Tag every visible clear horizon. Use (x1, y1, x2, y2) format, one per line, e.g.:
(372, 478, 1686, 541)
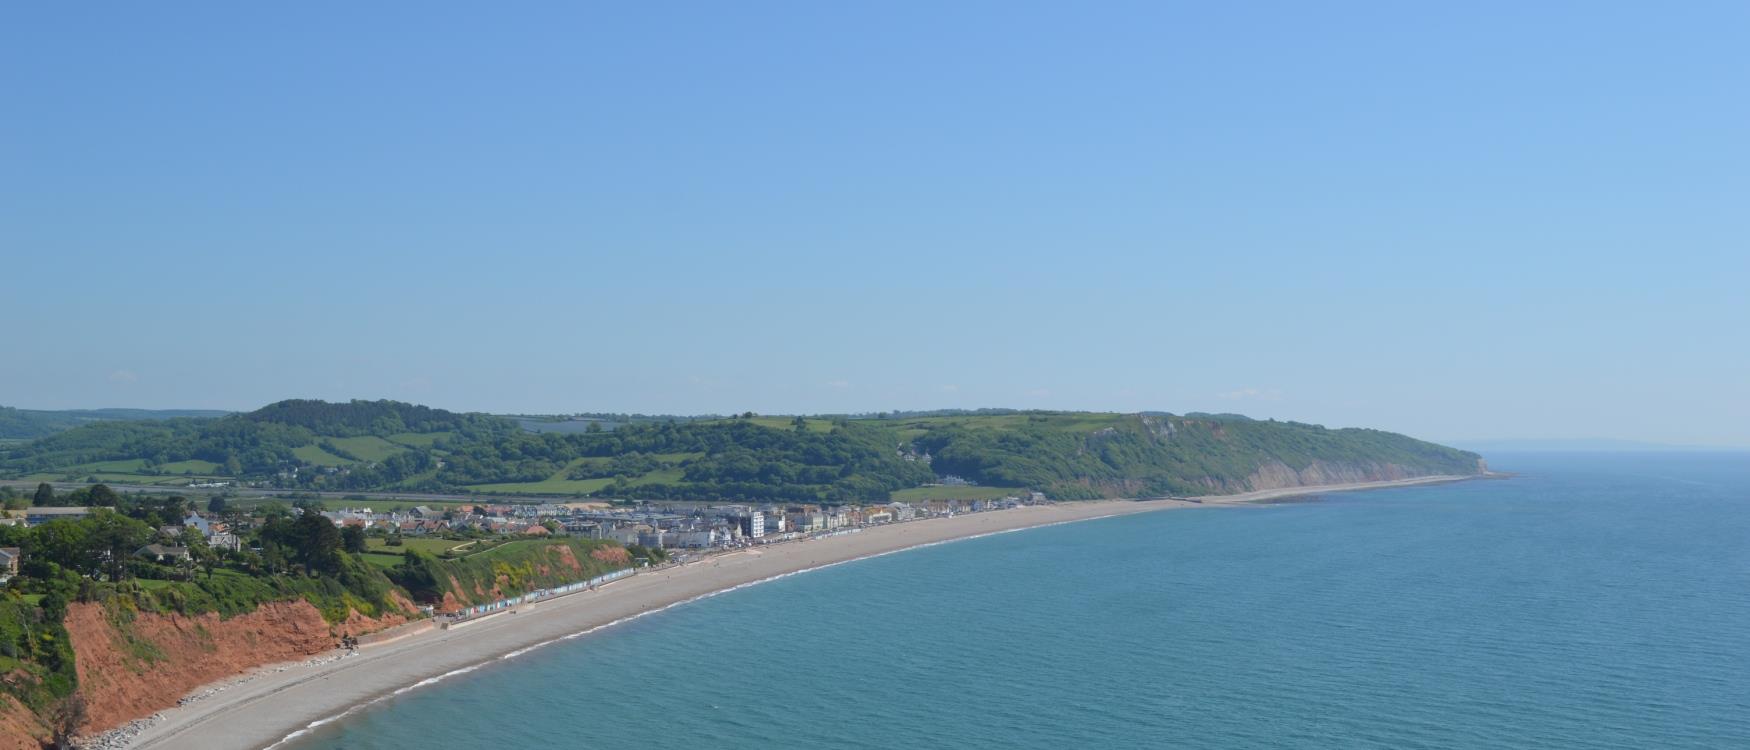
(4, 3, 1746, 447)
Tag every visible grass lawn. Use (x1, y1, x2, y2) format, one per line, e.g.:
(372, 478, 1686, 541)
(890, 485, 1023, 502)
(292, 444, 354, 467)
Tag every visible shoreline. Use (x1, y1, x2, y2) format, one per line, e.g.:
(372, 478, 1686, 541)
(117, 474, 1474, 750)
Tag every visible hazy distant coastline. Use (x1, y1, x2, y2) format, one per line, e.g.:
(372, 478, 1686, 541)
(1452, 438, 1750, 453)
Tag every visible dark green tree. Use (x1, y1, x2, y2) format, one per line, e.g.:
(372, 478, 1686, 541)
(340, 525, 367, 554)
(291, 513, 343, 575)
(86, 484, 119, 507)
(86, 510, 152, 580)
(33, 482, 55, 507)
(391, 549, 444, 603)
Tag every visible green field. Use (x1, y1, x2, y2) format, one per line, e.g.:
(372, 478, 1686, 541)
(351, 499, 479, 512)
(624, 467, 685, 486)
(385, 431, 453, 448)
(156, 459, 223, 474)
(465, 449, 704, 495)
(467, 456, 616, 495)
(17, 472, 219, 487)
(889, 484, 1022, 502)
(468, 476, 615, 495)
(390, 469, 441, 489)
(704, 417, 836, 433)
(885, 412, 1129, 434)
(292, 444, 353, 466)
(326, 436, 408, 462)
(23, 457, 229, 486)
(66, 458, 149, 472)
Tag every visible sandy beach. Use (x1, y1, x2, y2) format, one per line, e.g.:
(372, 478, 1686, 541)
(119, 475, 1472, 750)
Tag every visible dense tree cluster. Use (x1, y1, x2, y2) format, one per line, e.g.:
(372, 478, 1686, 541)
(246, 399, 501, 436)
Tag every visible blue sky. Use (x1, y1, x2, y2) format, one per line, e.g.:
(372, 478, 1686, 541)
(2, 2, 1746, 446)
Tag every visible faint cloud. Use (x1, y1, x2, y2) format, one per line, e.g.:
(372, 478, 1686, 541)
(1025, 387, 1051, 398)
(688, 375, 717, 387)
(939, 384, 960, 393)
(1218, 387, 1282, 401)
(825, 379, 852, 389)
(108, 369, 138, 384)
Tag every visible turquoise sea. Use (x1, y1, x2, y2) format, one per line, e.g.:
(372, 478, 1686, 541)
(296, 453, 1750, 749)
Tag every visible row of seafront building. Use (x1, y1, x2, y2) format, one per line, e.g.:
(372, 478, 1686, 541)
(553, 491, 1048, 551)
(315, 491, 1049, 553)
(433, 490, 1051, 625)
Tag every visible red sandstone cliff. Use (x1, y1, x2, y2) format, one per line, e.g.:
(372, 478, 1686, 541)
(64, 598, 411, 735)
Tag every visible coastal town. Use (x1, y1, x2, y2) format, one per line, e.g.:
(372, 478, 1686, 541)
(322, 490, 1048, 550)
(0, 483, 1051, 606)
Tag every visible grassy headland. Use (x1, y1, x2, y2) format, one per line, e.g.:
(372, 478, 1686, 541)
(0, 400, 1482, 503)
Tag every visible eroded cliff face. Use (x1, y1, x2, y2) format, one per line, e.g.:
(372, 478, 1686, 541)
(0, 696, 44, 750)
(64, 598, 407, 734)
(1242, 460, 1449, 492)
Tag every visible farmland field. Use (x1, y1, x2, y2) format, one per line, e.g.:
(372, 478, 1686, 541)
(65, 459, 149, 473)
(155, 459, 223, 474)
(624, 468, 685, 486)
(702, 416, 835, 433)
(468, 476, 615, 495)
(385, 431, 453, 448)
(326, 436, 407, 462)
(881, 412, 1129, 435)
(292, 444, 353, 467)
(17, 472, 217, 487)
(21, 457, 229, 486)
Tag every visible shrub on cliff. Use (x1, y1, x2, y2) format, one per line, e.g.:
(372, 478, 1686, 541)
(0, 597, 77, 713)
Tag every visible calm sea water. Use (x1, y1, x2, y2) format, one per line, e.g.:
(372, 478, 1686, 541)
(296, 453, 1750, 749)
